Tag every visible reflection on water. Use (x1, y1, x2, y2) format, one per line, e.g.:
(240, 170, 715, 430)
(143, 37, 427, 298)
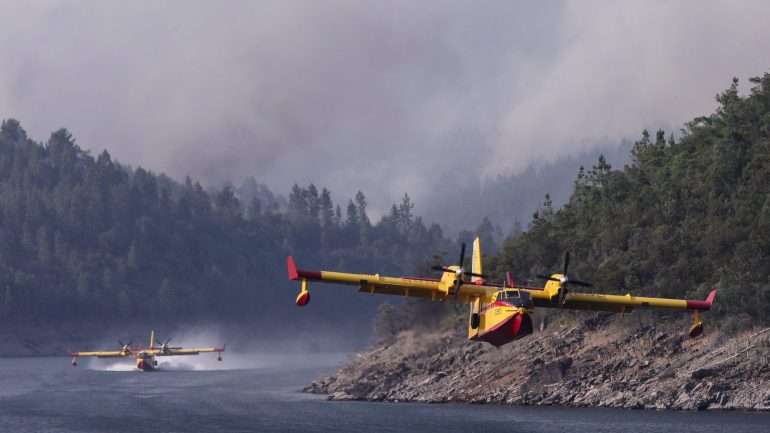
(0, 355, 766, 433)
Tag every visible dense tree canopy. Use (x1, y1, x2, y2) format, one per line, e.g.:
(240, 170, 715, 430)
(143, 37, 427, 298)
(0, 119, 454, 325)
(4, 71, 770, 334)
(490, 73, 770, 325)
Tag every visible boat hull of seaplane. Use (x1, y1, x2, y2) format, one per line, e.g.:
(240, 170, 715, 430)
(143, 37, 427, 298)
(135, 354, 158, 371)
(470, 304, 533, 347)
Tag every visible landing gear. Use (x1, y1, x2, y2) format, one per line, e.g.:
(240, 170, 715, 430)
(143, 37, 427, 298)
(471, 313, 480, 329)
(71, 357, 78, 367)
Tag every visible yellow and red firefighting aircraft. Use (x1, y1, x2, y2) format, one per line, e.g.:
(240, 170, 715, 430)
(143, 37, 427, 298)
(288, 238, 717, 347)
(70, 330, 225, 371)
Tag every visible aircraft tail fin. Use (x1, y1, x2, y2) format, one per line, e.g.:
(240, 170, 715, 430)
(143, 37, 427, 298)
(471, 237, 483, 284)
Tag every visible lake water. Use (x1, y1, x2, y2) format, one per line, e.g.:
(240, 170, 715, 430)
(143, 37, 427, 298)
(0, 355, 767, 433)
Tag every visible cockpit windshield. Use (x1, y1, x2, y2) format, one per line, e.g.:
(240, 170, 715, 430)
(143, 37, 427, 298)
(497, 289, 533, 307)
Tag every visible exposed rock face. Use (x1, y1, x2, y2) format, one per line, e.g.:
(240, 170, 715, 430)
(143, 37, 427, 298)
(306, 315, 770, 411)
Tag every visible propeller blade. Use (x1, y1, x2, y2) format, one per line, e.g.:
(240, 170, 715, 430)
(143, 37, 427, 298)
(558, 287, 569, 306)
(118, 340, 124, 347)
(432, 266, 451, 272)
(458, 243, 466, 268)
(453, 276, 463, 297)
(463, 271, 487, 279)
(165, 338, 172, 345)
(563, 251, 570, 276)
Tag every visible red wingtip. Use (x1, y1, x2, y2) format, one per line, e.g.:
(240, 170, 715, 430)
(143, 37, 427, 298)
(705, 289, 717, 306)
(686, 289, 718, 310)
(287, 256, 299, 280)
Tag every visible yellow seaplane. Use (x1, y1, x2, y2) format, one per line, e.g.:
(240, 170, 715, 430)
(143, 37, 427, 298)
(288, 238, 716, 347)
(70, 330, 225, 371)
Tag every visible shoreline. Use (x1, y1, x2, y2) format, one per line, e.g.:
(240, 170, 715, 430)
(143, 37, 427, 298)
(306, 394, 770, 413)
(304, 315, 770, 411)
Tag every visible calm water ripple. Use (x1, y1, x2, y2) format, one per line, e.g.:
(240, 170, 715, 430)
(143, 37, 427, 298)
(0, 356, 767, 433)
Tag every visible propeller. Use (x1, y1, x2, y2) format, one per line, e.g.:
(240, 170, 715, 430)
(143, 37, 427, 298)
(155, 336, 175, 353)
(431, 243, 489, 281)
(536, 251, 593, 305)
(118, 340, 133, 354)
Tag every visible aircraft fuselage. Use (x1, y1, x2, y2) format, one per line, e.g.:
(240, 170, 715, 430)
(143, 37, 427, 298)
(135, 352, 158, 371)
(469, 302, 533, 347)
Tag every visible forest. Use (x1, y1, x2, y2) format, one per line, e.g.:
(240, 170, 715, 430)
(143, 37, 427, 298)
(2, 72, 770, 332)
(377, 73, 770, 339)
(488, 73, 770, 326)
(0, 120, 496, 325)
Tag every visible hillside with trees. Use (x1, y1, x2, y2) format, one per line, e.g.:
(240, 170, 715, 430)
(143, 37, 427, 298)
(0, 119, 462, 330)
(3, 72, 769, 338)
(308, 73, 770, 410)
(487, 73, 770, 326)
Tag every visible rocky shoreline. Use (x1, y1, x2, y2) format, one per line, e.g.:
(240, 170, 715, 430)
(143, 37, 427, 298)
(305, 314, 770, 411)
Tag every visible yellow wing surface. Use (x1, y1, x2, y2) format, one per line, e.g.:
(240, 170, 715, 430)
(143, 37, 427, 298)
(287, 256, 716, 313)
(528, 282, 716, 313)
(69, 350, 128, 358)
(150, 347, 225, 357)
(289, 256, 495, 304)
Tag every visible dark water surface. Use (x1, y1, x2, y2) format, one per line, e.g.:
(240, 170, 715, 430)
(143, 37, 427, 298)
(0, 355, 767, 433)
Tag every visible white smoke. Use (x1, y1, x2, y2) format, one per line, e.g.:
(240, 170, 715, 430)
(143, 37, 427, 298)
(2, 1, 769, 214)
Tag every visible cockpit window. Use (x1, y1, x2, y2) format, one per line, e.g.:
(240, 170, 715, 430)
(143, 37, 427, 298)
(498, 290, 533, 307)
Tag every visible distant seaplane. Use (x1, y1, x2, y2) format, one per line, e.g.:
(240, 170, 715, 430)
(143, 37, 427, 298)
(70, 330, 225, 371)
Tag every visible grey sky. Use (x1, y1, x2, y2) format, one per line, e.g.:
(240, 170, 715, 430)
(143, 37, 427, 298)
(2, 1, 769, 217)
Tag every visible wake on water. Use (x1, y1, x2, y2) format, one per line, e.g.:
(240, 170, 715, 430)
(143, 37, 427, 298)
(81, 327, 349, 372)
(87, 352, 347, 372)
(90, 356, 230, 372)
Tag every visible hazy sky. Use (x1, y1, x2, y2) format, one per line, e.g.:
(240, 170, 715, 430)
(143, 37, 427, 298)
(2, 1, 769, 215)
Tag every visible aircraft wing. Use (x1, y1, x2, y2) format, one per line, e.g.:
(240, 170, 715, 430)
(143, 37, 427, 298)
(288, 256, 497, 303)
(523, 288, 717, 313)
(154, 347, 225, 357)
(70, 350, 127, 358)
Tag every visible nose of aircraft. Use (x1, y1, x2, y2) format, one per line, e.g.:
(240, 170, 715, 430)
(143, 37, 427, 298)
(511, 312, 533, 339)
